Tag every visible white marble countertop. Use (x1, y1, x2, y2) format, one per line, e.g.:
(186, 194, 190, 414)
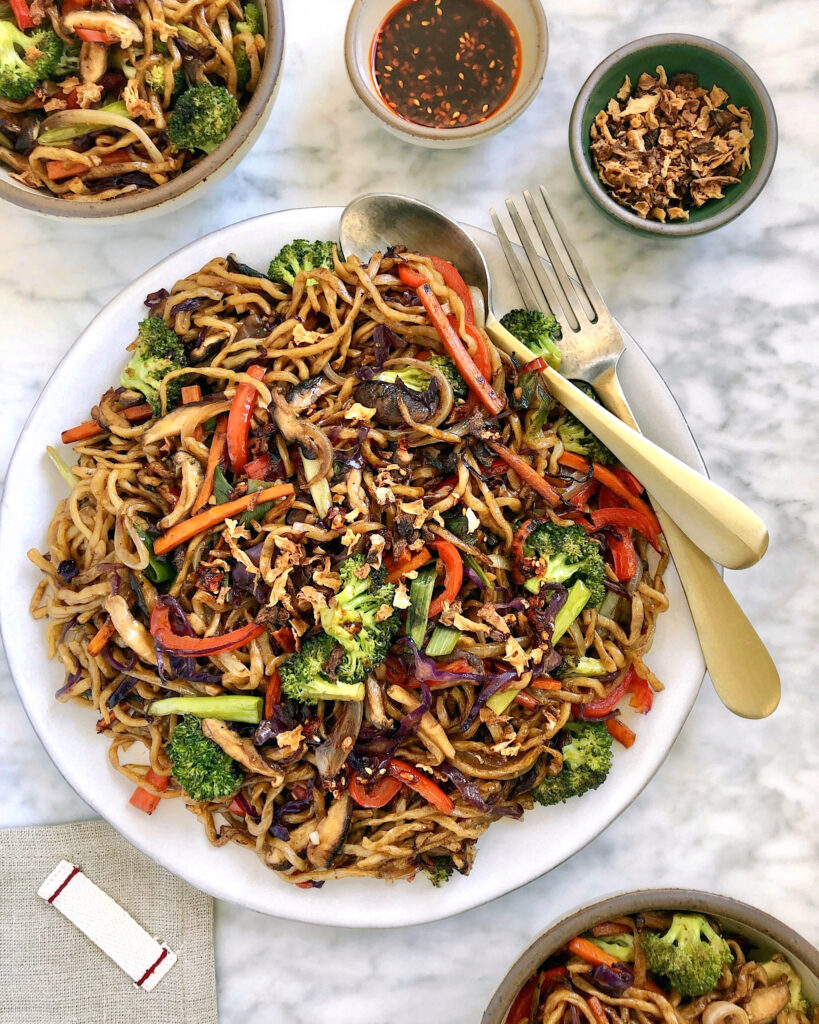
(1, 0, 817, 1021)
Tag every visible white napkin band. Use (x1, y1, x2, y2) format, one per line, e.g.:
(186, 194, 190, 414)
(38, 859, 178, 991)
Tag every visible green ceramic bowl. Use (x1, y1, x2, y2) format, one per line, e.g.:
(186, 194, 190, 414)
(569, 34, 778, 236)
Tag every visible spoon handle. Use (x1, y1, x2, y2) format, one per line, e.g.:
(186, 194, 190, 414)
(591, 369, 780, 720)
(485, 317, 769, 570)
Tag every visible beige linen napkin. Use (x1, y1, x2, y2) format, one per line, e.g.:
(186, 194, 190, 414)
(0, 819, 218, 1024)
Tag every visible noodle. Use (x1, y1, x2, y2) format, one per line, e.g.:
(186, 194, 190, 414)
(30, 245, 670, 886)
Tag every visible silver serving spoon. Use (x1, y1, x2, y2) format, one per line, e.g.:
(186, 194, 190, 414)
(338, 192, 780, 719)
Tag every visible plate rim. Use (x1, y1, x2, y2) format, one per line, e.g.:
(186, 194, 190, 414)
(0, 205, 707, 928)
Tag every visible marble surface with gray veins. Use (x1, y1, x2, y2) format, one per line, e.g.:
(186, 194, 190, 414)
(1, 1, 817, 1021)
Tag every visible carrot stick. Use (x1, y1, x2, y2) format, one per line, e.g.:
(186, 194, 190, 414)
(60, 403, 153, 445)
(154, 482, 293, 555)
(514, 691, 539, 710)
(487, 440, 560, 506)
(122, 403, 154, 422)
(588, 996, 609, 1024)
(606, 718, 636, 748)
(590, 464, 661, 536)
(87, 620, 116, 657)
(385, 546, 433, 584)
(181, 385, 202, 404)
(531, 677, 561, 690)
(129, 767, 169, 815)
(193, 415, 227, 512)
(568, 937, 619, 967)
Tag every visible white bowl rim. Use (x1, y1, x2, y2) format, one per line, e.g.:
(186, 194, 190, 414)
(568, 32, 779, 237)
(0, 0, 285, 220)
(482, 887, 819, 1024)
(344, 0, 548, 144)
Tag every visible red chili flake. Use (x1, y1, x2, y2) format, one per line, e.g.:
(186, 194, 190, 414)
(371, 0, 521, 129)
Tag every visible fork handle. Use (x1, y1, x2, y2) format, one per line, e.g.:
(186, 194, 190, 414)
(592, 370, 780, 720)
(485, 317, 769, 570)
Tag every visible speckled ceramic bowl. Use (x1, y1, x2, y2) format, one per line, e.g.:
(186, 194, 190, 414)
(0, 0, 284, 221)
(482, 890, 819, 1024)
(569, 34, 778, 236)
(345, 0, 548, 148)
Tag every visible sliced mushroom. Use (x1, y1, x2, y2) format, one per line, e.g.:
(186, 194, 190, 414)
(286, 375, 334, 413)
(143, 397, 231, 444)
(745, 984, 790, 1024)
(158, 452, 205, 529)
(315, 701, 363, 781)
(306, 792, 352, 869)
(353, 376, 439, 426)
(79, 41, 108, 84)
(62, 9, 143, 47)
(702, 1003, 749, 1024)
(201, 719, 284, 781)
(104, 595, 157, 665)
(388, 684, 455, 762)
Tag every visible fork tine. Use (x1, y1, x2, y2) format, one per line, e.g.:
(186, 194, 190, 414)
(522, 189, 589, 329)
(503, 198, 568, 323)
(538, 185, 608, 321)
(489, 207, 546, 314)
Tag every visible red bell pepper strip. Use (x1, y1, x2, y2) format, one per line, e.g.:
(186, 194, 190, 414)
(428, 540, 463, 617)
(626, 671, 653, 714)
(522, 356, 549, 374)
(504, 975, 539, 1024)
(244, 454, 272, 480)
(592, 506, 660, 551)
(568, 936, 619, 967)
(270, 626, 295, 654)
(264, 667, 282, 719)
(388, 758, 454, 813)
(580, 667, 635, 719)
(487, 440, 561, 507)
(60, 0, 115, 40)
(590, 463, 661, 536)
(431, 256, 475, 324)
(606, 718, 636, 748)
(349, 774, 401, 808)
(398, 264, 504, 416)
(129, 767, 169, 815)
(566, 478, 599, 509)
(9, 0, 34, 29)
(149, 604, 264, 657)
(609, 530, 638, 581)
(227, 364, 265, 473)
(595, 484, 622, 509)
(613, 465, 644, 495)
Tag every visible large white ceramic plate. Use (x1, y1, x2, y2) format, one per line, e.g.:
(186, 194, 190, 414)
(0, 206, 705, 928)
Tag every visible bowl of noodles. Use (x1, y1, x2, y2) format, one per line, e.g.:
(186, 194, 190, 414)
(1, 206, 706, 926)
(0, 0, 284, 218)
(482, 890, 819, 1024)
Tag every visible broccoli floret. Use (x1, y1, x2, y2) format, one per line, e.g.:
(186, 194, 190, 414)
(377, 367, 434, 392)
(523, 521, 606, 608)
(557, 381, 616, 466)
(428, 352, 469, 403)
(422, 855, 454, 887)
(0, 21, 63, 101)
(236, 0, 263, 35)
(641, 914, 733, 998)
(532, 721, 612, 806)
(320, 554, 399, 686)
(759, 957, 810, 1013)
(167, 82, 239, 154)
(500, 308, 563, 371)
(165, 715, 244, 802)
(234, 40, 251, 91)
(120, 316, 187, 415)
(554, 655, 610, 679)
(145, 62, 187, 103)
(268, 239, 335, 288)
(52, 39, 79, 80)
(589, 933, 635, 962)
(279, 632, 367, 705)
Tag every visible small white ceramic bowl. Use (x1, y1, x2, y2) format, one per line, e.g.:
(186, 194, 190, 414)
(345, 0, 548, 148)
(0, 0, 284, 221)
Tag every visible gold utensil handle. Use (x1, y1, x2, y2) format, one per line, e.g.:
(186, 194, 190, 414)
(485, 318, 769, 570)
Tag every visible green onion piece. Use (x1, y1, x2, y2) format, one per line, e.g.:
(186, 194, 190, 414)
(486, 686, 521, 715)
(135, 526, 176, 585)
(240, 479, 274, 525)
(149, 695, 262, 723)
(301, 451, 331, 519)
(46, 445, 78, 488)
(38, 100, 129, 146)
(552, 580, 591, 643)
(405, 562, 437, 647)
(425, 625, 460, 657)
(463, 552, 492, 597)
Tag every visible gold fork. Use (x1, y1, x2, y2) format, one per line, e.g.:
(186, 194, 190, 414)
(488, 187, 780, 719)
